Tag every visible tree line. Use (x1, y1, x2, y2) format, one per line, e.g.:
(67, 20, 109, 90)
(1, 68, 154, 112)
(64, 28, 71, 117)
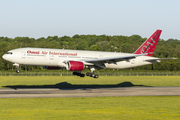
(0, 34, 179, 71)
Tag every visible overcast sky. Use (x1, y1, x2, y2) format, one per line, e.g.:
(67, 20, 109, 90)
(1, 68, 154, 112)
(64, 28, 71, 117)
(0, 0, 180, 40)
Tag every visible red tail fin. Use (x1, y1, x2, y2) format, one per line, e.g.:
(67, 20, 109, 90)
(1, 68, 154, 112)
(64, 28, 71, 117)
(134, 30, 162, 57)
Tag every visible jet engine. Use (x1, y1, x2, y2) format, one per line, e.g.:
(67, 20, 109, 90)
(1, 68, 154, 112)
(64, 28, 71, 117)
(43, 66, 61, 70)
(66, 61, 84, 71)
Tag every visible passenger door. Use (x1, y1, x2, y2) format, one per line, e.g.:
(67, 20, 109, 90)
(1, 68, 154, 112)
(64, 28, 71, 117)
(21, 51, 26, 59)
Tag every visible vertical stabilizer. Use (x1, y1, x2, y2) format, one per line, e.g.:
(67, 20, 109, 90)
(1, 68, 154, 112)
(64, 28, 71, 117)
(134, 30, 162, 57)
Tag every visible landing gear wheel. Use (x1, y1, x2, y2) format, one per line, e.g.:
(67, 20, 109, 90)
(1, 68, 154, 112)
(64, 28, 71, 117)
(77, 73, 82, 76)
(16, 70, 19, 73)
(86, 72, 91, 76)
(80, 74, 85, 77)
(73, 71, 78, 75)
(94, 74, 99, 78)
(90, 73, 95, 77)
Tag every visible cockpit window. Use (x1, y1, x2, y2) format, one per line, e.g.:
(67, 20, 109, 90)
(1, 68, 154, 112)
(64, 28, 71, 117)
(6, 52, 13, 54)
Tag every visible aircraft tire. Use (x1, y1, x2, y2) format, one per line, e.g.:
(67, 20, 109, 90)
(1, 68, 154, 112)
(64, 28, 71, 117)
(73, 72, 78, 75)
(90, 73, 95, 77)
(77, 73, 82, 76)
(94, 74, 99, 78)
(16, 70, 20, 73)
(80, 74, 85, 77)
(86, 72, 91, 76)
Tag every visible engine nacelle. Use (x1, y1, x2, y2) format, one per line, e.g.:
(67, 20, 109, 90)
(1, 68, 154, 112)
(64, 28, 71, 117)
(66, 61, 84, 71)
(43, 66, 61, 70)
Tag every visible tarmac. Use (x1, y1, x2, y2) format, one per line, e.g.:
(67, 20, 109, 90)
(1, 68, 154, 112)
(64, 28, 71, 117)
(0, 87, 180, 98)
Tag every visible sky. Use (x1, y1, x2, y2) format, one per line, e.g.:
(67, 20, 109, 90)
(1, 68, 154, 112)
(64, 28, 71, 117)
(0, 0, 180, 40)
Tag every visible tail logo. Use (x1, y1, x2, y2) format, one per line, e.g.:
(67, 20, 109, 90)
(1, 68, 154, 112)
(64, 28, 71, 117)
(141, 33, 159, 54)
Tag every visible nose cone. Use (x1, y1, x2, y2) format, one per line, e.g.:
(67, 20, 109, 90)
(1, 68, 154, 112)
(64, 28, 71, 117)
(2, 54, 12, 62)
(2, 54, 6, 60)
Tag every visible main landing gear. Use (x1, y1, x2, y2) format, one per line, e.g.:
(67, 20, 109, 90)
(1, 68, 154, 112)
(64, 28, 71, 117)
(86, 67, 99, 78)
(72, 67, 99, 78)
(73, 71, 85, 77)
(72, 72, 99, 78)
(86, 72, 99, 78)
(13, 63, 20, 73)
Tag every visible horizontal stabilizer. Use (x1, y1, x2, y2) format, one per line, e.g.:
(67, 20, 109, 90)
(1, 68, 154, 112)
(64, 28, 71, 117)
(144, 58, 177, 62)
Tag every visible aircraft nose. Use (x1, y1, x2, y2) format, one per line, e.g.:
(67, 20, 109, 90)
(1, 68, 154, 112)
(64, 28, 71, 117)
(2, 54, 12, 61)
(2, 54, 6, 60)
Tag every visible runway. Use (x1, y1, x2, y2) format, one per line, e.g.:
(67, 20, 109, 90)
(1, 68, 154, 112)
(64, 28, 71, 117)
(0, 87, 180, 98)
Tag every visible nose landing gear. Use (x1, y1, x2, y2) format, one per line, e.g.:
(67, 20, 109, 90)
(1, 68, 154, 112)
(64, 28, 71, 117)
(16, 69, 20, 73)
(13, 63, 20, 73)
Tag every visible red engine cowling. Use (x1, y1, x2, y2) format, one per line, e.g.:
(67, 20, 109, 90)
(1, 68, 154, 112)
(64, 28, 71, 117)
(44, 66, 61, 70)
(66, 61, 84, 71)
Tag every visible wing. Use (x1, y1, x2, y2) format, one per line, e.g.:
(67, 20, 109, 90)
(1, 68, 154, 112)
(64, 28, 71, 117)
(82, 53, 148, 69)
(85, 53, 148, 63)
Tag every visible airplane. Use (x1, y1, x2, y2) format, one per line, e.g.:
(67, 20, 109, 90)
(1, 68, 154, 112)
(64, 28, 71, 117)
(2, 30, 176, 78)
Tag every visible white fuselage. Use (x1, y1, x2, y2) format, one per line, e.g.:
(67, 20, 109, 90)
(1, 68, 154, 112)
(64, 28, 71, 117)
(2, 48, 158, 70)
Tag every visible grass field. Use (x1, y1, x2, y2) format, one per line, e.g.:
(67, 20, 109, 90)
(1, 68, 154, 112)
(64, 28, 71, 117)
(0, 76, 180, 120)
(0, 76, 180, 88)
(0, 96, 180, 120)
